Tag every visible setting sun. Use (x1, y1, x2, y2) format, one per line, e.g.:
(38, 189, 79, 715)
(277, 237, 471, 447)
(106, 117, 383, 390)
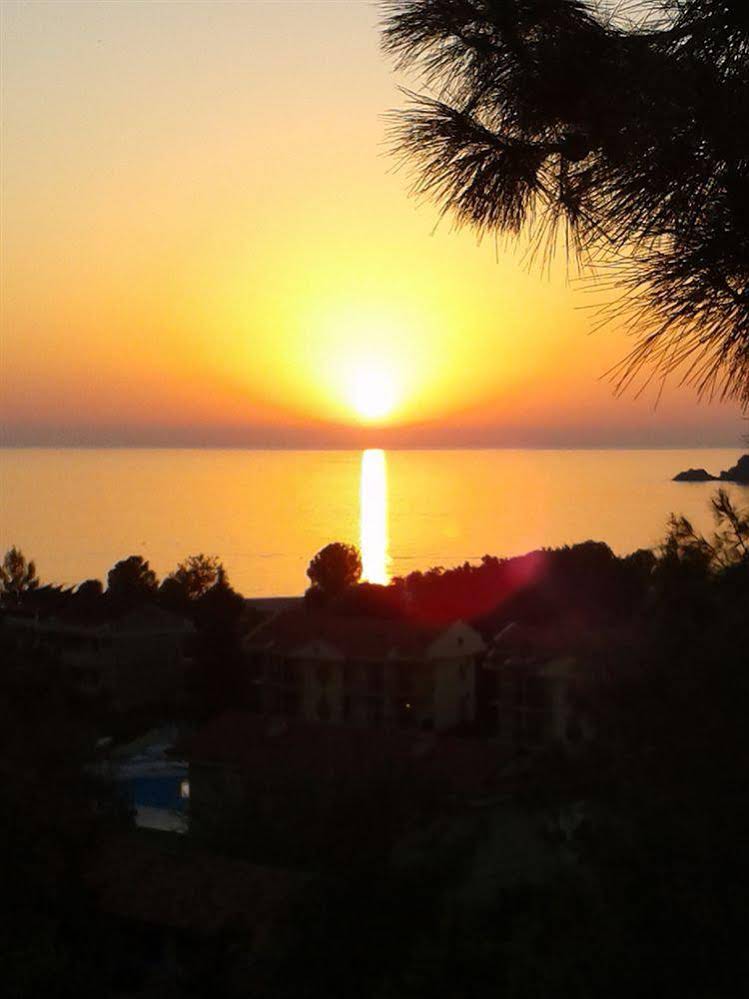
(1, 4, 747, 992)
(348, 363, 398, 422)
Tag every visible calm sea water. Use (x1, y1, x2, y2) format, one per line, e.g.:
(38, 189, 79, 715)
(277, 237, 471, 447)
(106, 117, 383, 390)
(1, 448, 745, 597)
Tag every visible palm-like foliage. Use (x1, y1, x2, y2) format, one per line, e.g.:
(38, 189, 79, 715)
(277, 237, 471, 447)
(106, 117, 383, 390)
(382, 0, 749, 407)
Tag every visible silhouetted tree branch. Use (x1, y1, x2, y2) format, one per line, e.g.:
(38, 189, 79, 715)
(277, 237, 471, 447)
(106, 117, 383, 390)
(168, 553, 224, 601)
(662, 487, 749, 570)
(383, 0, 749, 408)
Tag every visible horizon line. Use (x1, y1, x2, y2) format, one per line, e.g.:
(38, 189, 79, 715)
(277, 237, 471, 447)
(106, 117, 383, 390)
(0, 442, 744, 452)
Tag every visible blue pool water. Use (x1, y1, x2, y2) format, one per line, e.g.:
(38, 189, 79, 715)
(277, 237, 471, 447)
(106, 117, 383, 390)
(124, 775, 187, 813)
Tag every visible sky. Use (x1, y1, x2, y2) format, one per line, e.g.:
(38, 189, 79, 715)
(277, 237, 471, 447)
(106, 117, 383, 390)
(0, 0, 745, 449)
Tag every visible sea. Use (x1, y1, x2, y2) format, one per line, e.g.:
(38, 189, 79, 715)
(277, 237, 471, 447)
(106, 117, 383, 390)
(1, 448, 746, 597)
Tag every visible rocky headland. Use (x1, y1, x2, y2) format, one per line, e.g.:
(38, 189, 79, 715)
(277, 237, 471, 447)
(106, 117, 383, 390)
(673, 454, 749, 484)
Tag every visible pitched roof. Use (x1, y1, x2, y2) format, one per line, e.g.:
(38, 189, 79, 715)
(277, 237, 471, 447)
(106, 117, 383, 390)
(109, 603, 195, 634)
(244, 596, 304, 615)
(3, 601, 194, 634)
(244, 609, 474, 660)
(183, 710, 503, 796)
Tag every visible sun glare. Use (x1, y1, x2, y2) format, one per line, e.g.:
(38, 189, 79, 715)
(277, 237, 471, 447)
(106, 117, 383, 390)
(348, 364, 398, 422)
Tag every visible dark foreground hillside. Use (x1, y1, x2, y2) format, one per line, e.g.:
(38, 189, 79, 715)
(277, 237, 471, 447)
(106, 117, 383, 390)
(1, 491, 748, 998)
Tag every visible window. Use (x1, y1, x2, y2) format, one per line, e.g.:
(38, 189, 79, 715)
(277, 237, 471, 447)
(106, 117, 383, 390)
(423, 664, 435, 697)
(265, 688, 282, 714)
(367, 663, 384, 692)
(524, 676, 546, 710)
(282, 661, 299, 685)
(316, 663, 331, 687)
(398, 665, 412, 693)
(460, 693, 470, 722)
(365, 696, 383, 725)
(250, 655, 265, 681)
(316, 695, 331, 721)
(566, 716, 583, 745)
(282, 690, 300, 717)
(522, 710, 545, 745)
(396, 699, 415, 729)
(512, 674, 524, 706)
(224, 771, 245, 799)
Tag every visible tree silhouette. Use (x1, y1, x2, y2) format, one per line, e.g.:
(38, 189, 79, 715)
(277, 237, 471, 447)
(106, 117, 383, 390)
(661, 488, 749, 570)
(106, 554, 157, 608)
(0, 547, 39, 606)
(170, 553, 224, 600)
(188, 566, 248, 717)
(158, 575, 190, 614)
(383, 0, 749, 407)
(332, 581, 407, 618)
(75, 578, 103, 601)
(71, 578, 105, 621)
(307, 542, 362, 600)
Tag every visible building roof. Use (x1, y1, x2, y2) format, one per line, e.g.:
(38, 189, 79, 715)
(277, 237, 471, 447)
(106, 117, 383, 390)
(244, 609, 481, 661)
(3, 602, 194, 636)
(87, 833, 307, 937)
(182, 710, 503, 797)
(244, 596, 304, 615)
(487, 620, 587, 659)
(108, 604, 195, 634)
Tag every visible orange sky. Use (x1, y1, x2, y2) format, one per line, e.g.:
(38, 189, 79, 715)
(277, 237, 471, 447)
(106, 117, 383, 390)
(0, 1, 744, 448)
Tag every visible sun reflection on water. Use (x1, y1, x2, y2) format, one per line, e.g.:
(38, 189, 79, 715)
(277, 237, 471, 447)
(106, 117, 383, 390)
(360, 449, 389, 584)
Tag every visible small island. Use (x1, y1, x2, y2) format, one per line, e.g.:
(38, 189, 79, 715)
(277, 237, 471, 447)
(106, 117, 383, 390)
(674, 454, 749, 484)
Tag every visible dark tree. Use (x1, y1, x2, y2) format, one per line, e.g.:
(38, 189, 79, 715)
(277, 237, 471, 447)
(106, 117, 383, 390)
(193, 565, 245, 631)
(661, 487, 749, 570)
(75, 578, 103, 601)
(0, 546, 39, 606)
(307, 542, 363, 599)
(169, 552, 224, 600)
(383, 0, 749, 407)
(157, 575, 190, 614)
(331, 581, 407, 618)
(70, 578, 105, 621)
(106, 554, 158, 608)
(188, 567, 249, 717)
(0, 627, 126, 996)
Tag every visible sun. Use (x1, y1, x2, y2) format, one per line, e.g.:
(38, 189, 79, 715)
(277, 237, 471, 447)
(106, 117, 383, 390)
(348, 364, 398, 422)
